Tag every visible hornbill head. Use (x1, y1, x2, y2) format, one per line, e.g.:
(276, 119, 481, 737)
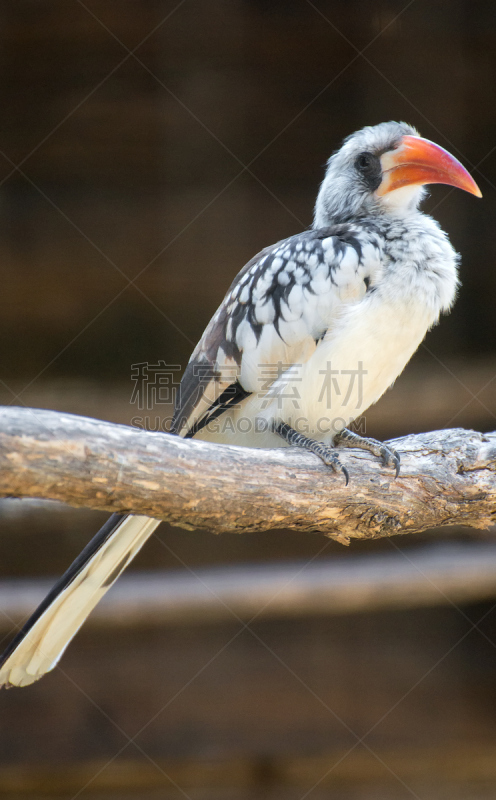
(314, 121, 481, 227)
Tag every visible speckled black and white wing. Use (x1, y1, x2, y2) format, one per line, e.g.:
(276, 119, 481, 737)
(172, 225, 383, 437)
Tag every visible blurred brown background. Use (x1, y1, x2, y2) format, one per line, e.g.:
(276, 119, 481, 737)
(0, 1, 496, 798)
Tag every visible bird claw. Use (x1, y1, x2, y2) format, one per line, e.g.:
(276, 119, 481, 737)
(316, 447, 349, 485)
(380, 445, 401, 478)
(342, 464, 350, 486)
(333, 429, 400, 479)
(272, 422, 350, 484)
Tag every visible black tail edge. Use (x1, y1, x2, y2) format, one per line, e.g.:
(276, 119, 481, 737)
(0, 512, 127, 669)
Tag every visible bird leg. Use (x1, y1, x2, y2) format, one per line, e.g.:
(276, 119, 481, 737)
(333, 428, 400, 477)
(272, 421, 349, 485)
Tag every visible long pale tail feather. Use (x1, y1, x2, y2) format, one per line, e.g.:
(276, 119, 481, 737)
(0, 514, 160, 688)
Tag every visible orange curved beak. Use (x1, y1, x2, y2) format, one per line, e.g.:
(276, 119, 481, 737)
(377, 135, 482, 198)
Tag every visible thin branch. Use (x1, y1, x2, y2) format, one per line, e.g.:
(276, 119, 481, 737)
(0, 407, 495, 543)
(2, 542, 496, 629)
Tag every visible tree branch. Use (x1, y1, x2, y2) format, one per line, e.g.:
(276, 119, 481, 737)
(0, 407, 495, 543)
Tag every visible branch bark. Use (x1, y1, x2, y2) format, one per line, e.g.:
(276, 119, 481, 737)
(0, 407, 495, 543)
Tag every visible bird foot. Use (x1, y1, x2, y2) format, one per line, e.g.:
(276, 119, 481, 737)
(272, 422, 349, 485)
(334, 428, 400, 477)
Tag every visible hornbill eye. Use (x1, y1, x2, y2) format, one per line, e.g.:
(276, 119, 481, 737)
(355, 151, 382, 190)
(356, 152, 375, 171)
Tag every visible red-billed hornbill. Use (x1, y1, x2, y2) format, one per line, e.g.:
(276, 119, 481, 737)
(0, 121, 481, 688)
